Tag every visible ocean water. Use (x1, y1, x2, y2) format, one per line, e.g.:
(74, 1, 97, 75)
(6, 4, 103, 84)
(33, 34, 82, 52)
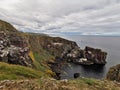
(59, 35, 120, 79)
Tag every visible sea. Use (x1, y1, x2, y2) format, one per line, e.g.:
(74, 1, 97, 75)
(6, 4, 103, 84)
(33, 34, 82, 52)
(57, 35, 120, 79)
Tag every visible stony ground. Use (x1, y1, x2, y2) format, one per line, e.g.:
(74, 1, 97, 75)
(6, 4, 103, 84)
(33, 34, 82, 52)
(0, 79, 40, 90)
(0, 78, 120, 90)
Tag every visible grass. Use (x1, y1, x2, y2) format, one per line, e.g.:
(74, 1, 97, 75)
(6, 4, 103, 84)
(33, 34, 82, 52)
(80, 78, 97, 85)
(0, 62, 46, 80)
(69, 77, 96, 86)
(26, 34, 55, 71)
(0, 77, 120, 90)
(33, 77, 120, 90)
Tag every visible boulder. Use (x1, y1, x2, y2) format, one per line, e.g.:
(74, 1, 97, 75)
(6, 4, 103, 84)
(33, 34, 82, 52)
(74, 73, 80, 78)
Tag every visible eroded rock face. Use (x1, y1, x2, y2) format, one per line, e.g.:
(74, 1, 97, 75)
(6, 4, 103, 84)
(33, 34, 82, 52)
(0, 31, 33, 67)
(60, 45, 107, 65)
(84, 46, 107, 64)
(106, 64, 120, 82)
(44, 38, 107, 65)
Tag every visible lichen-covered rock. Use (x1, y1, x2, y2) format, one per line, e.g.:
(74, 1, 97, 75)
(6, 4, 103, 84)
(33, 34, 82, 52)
(0, 31, 33, 67)
(106, 64, 120, 82)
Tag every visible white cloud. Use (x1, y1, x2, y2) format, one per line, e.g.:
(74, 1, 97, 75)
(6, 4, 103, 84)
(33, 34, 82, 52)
(0, 0, 120, 35)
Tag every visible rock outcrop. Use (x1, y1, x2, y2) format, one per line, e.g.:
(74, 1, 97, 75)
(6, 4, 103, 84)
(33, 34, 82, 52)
(38, 36, 107, 65)
(106, 64, 120, 82)
(72, 46, 107, 65)
(40, 37, 107, 78)
(0, 31, 33, 67)
(44, 39, 107, 65)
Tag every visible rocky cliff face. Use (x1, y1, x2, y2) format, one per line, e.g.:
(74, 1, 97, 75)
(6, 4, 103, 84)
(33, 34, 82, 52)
(34, 36, 108, 78)
(0, 31, 33, 67)
(106, 64, 120, 82)
(41, 38, 107, 65)
(83, 46, 107, 64)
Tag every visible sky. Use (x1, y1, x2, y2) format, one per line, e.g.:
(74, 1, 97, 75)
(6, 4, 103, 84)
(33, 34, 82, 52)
(0, 0, 120, 35)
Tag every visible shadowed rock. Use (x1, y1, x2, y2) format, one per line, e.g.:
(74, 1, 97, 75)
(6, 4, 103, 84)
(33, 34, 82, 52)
(74, 73, 80, 79)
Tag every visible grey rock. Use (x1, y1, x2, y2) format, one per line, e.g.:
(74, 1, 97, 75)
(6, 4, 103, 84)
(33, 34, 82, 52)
(0, 31, 33, 67)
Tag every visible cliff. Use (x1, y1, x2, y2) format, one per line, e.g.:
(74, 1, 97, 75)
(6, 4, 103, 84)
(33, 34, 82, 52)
(0, 20, 118, 90)
(0, 19, 108, 68)
(0, 19, 108, 77)
(0, 31, 33, 67)
(106, 64, 120, 82)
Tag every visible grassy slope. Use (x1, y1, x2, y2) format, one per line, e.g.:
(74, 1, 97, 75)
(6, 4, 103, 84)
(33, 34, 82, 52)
(0, 20, 17, 32)
(0, 62, 46, 80)
(25, 33, 55, 75)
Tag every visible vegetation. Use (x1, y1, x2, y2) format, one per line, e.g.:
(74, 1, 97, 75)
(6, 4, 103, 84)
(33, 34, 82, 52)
(1, 78, 120, 90)
(29, 50, 35, 61)
(0, 20, 17, 32)
(0, 62, 45, 80)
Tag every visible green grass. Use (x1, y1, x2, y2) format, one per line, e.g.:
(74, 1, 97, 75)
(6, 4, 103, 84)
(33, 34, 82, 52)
(0, 62, 46, 80)
(80, 78, 96, 85)
(27, 34, 55, 72)
(33, 52, 54, 71)
(69, 77, 98, 87)
(32, 45, 55, 70)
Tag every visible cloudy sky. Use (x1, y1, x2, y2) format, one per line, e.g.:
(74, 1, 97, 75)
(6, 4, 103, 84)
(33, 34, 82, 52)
(0, 0, 120, 35)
